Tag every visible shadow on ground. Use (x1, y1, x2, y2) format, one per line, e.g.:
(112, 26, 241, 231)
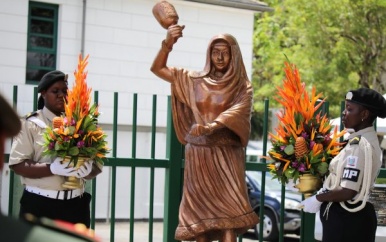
(242, 232, 300, 242)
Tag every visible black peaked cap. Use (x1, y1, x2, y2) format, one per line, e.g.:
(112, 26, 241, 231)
(345, 87, 386, 118)
(37, 70, 68, 92)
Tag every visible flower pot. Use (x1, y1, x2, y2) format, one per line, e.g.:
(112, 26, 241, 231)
(294, 173, 322, 198)
(62, 156, 89, 189)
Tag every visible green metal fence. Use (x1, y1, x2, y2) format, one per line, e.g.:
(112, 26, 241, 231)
(3, 86, 386, 242)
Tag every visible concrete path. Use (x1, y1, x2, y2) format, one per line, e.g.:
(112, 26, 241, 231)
(93, 221, 264, 242)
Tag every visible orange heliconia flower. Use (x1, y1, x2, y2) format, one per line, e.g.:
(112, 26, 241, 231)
(268, 62, 346, 174)
(273, 63, 325, 140)
(65, 54, 93, 123)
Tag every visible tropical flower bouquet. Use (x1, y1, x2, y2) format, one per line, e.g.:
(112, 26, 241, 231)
(42, 54, 109, 188)
(267, 62, 345, 196)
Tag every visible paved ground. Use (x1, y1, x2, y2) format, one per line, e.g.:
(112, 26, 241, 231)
(94, 221, 163, 242)
(94, 221, 300, 242)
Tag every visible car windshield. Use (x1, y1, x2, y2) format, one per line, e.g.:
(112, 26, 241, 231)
(246, 171, 283, 191)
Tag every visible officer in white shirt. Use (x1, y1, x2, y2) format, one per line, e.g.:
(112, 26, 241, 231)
(300, 88, 386, 242)
(0, 93, 99, 242)
(9, 71, 101, 227)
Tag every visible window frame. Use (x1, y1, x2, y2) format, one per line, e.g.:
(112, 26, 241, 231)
(26, 1, 59, 85)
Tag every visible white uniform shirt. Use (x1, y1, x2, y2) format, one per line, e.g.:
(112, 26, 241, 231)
(327, 126, 382, 193)
(9, 107, 79, 190)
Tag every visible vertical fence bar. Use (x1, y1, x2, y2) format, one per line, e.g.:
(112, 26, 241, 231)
(33, 87, 38, 111)
(89, 90, 99, 230)
(131, 94, 138, 158)
(148, 95, 157, 242)
(109, 92, 119, 242)
(258, 99, 270, 242)
(279, 185, 285, 242)
(163, 96, 183, 242)
(129, 93, 138, 242)
(262, 98, 269, 162)
(8, 86, 18, 216)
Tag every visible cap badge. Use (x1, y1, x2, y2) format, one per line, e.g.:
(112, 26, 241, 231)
(346, 92, 353, 100)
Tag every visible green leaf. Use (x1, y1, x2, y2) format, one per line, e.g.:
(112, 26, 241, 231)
(284, 167, 296, 178)
(284, 144, 295, 155)
(317, 162, 329, 175)
(68, 146, 80, 156)
(68, 126, 76, 135)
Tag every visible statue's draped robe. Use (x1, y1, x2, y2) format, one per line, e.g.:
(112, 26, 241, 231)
(172, 34, 259, 241)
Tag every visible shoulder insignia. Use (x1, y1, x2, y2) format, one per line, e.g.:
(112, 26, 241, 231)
(24, 111, 47, 128)
(349, 136, 361, 145)
(24, 111, 38, 120)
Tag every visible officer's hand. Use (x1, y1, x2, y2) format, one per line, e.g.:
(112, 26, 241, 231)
(317, 187, 328, 195)
(75, 160, 93, 178)
(298, 195, 322, 213)
(50, 157, 78, 177)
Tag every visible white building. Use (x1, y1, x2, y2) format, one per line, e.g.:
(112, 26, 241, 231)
(0, 0, 271, 220)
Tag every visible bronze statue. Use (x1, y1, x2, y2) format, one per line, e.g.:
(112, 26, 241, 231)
(151, 2, 259, 241)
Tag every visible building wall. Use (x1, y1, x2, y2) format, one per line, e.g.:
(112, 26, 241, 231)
(0, 0, 257, 219)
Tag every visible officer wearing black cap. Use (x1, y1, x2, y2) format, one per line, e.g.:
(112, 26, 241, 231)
(37, 70, 68, 109)
(300, 87, 386, 241)
(0, 93, 99, 241)
(9, 70, 97, 228)
(345, 87, 386, 118)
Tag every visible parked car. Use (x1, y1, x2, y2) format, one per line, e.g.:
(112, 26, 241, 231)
(246, 171, 302, 241)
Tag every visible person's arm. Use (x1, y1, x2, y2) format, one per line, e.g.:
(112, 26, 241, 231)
(316, 186, 357, 202)
(10, 160, 52, 178)
(299, 186, 357, 213)
(83, 163, 102, 180)
(150, 24, 184, 83)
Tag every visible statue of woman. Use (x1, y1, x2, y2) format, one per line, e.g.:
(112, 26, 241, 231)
(151, 24, 259, 242)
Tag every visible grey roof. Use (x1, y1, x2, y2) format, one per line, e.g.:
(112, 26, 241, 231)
(185, 0, 273, 12)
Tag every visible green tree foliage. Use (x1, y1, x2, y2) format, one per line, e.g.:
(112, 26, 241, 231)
(252, 0, 386, 121)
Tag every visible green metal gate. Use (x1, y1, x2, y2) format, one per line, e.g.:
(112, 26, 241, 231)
(3, 86, 386, 242)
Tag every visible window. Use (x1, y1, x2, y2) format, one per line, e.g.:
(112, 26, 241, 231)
(26, 1, 58, 84)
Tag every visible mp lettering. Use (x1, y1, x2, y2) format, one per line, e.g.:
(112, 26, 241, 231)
(342, 168, 360, 182)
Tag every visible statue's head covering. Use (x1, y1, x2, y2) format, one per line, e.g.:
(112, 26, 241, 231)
(190, 33, 250, 88)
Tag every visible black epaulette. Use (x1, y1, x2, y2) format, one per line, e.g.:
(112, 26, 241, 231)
(349, 136, 361, 145)
(24, 111, 38, 120)
(24, 214, 98, 242)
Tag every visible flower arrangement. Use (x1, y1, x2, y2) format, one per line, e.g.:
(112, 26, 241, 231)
(267, 62, 346, 184)
(42, 54, 109, 166)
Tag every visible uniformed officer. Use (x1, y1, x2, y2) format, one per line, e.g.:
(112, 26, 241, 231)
(300, 87, 386, 242)
(0, 93, 100, 241)
(9, 70, 102, 228)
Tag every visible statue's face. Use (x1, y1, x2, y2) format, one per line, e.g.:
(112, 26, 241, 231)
(211, 41, 231, 73)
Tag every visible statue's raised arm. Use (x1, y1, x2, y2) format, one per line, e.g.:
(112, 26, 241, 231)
(150, 24, 184, 83)
(150, 1, 184, 83)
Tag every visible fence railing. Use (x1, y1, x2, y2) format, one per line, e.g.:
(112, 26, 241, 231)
(2, 86, 385, 242)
